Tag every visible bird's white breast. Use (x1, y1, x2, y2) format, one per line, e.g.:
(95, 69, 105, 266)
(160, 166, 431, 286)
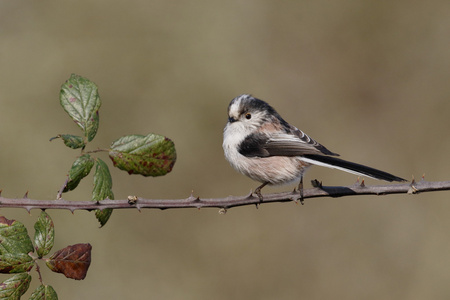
(223, 122, 308, 185)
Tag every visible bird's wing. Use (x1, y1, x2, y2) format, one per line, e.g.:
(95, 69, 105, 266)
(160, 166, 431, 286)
(238, 131, 338, 158)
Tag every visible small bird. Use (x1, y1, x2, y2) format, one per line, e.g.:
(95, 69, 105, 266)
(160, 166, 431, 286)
(222, 94, 405, 201)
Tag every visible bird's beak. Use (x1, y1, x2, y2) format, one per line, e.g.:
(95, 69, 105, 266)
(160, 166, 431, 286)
(228, 116, 237, 123)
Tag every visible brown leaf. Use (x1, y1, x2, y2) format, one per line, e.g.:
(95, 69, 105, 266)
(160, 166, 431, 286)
(46, 243, 92, 280)
(0, 216, 15, 226)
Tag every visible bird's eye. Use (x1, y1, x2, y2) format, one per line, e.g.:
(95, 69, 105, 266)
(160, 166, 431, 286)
(245, 113, 251, 119)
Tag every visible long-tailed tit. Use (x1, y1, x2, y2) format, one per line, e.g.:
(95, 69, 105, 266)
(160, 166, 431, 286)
(222, 94, 405, 201)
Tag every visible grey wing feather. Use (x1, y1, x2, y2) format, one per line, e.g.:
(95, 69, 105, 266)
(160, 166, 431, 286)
(238, 128, 338, 158)
(263, 128, 339, 157)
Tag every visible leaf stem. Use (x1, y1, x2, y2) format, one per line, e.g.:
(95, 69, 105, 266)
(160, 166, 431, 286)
(84, 148, 109, 154)
(34, 260, 44, 284)
(56, 175, 69, 200)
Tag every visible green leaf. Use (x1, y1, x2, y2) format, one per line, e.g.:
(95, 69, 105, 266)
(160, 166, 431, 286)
(64, 154, 95, 192)
(0, 253, 34, 273)
(29, 285, 58, 300)
(92, 159, 114, 227)
(50, 134, 85, 149)
(109, 134, 176, 177)
(0, 273, 31, 300)
(92, 159, 113, 201)
(34, 211, 55, 258)
(60, 74, 101, 142)
(0, 216, 34, 256)
(94, 209, 113, 227)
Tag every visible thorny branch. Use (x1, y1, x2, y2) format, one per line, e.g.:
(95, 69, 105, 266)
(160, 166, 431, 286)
(1, 179, 449, 212)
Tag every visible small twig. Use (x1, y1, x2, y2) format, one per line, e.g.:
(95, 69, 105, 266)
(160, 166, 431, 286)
(34, 260, 44, 284)
(84, 148, 108, 154)
(56, 175, 70, 200)
(1, 180, 449, 212)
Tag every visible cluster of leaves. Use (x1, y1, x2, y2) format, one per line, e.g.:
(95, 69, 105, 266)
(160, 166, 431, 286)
(0, 74, 177, 298)
(0, 213, 91, 299)
(51, 74, 177, 226)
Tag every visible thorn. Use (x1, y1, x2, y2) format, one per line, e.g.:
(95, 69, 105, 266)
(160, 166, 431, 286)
(245, 190, 254, 199)
(187, 191, 200, 202)
(0, 189, 2, 197)
(292, 187, 297, 193)
(136, 206, 142, 213)
(24, 191, 29, 198)
(290, 194, 304, 205)
(421, 173, 425, 181)
(408, 175, 419, 194)
(218, 208, 227, 215)
(356, 177, 366, 187)
(408, 185, 419, 194)
(26, 208, 32, 214)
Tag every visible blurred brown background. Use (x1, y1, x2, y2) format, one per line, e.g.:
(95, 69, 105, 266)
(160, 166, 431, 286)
(1, 1, 450, 299)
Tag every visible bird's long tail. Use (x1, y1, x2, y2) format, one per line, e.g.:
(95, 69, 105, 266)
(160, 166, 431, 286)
(301, 154, 406, 182)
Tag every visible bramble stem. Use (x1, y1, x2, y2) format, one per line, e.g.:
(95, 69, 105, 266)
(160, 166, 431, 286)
(1, 180, 448, 212)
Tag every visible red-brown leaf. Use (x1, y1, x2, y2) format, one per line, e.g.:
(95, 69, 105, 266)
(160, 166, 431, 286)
(46, 243, 92, 280)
